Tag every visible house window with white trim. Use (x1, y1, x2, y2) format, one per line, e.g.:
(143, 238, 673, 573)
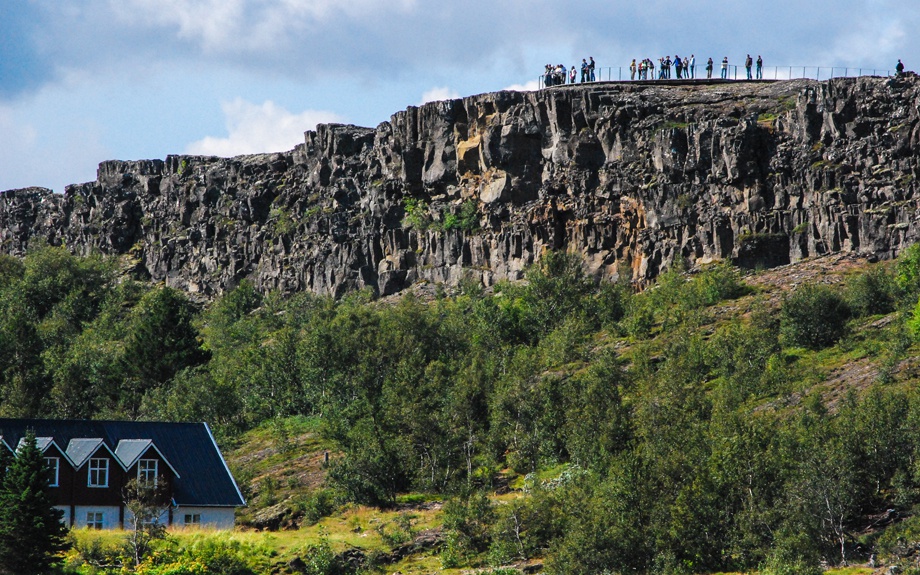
(184, 513, 201, 525)
(138, 459, 158, 487)
(87, 512, 104, 529)
(44, 457, 59, 487)
(88, 458, 109, 487)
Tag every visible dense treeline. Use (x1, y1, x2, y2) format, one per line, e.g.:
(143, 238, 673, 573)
(6, 244, 920, 573)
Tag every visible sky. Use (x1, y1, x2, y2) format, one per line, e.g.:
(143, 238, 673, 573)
(0, 0, 914, 193)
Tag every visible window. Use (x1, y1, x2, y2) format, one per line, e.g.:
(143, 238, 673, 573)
(87, 512, 104, 530)
(44, 457, 59, 487)
(184, 513, 201, 525)
(138, 459, 158, 487)
(88, 458, 109, 487)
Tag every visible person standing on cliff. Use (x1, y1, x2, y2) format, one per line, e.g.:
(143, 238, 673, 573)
(756, 55, 763, 79)
(897, 59, 905, 75)
(630, 59, 637, 80)
(589, 57, 596, 81)
(706, 57, 713, 79)
(674, 55, 683, 79)
(570, 66, 577, 84)
(689, 54, 696, 78)
(581, 59, 588, 82)
(721, 56, 728, 79)
(745, 54, 753, 79)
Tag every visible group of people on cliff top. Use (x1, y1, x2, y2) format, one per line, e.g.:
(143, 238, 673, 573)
(630, 54, 763, 80)
(543, 54, 767, 86)
(630, 54, 764, 80)
(544, 57, 596, 86)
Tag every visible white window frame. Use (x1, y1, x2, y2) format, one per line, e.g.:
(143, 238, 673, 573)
(87, 512, 104, 529)
(138, 459, 158, 487)
(88, 458, 109, 488)
(44, 457, 59, 487)
(184, 513, 201, 525)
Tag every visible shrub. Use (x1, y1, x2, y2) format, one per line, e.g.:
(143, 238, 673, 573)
(299, 489, 339, 525)
(780, 283, 850, 349)
(896, 243, 920, 298)
(846, 264, 897, 317)
(689, 261, 749, 305)
(402, 198, 432, 229)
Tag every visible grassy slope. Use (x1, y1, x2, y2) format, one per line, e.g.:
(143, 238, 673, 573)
(219, 255, 909, 573)
(69, 254, 912, 574)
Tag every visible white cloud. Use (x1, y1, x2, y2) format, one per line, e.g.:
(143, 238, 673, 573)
(503, 80, 541, 92)
(107, 0, 419, 53)
(185, 98, 344, 157)
(419, 87, 461, 105)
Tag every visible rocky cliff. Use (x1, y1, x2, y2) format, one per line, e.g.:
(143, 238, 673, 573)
(4, 75, 920, 299)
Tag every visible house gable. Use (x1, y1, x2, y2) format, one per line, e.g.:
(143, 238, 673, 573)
(115, 439, 180, 479)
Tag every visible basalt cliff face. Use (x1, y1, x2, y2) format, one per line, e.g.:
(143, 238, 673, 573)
(4, 76, 920, 298)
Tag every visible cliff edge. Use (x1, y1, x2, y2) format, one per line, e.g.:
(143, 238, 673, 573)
(3, 75, 920, 298)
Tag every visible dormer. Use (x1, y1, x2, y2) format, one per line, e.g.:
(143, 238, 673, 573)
(18, 437, 71, 488)
(66, 438, 124, 489)
(115, 439, 180, 489)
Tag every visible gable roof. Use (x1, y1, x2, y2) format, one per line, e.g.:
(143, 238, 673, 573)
(17, 437, 72, 465)
(0, 420, 244, 507)
(115, 439, 180, 478)
(66, 438, 126, 470)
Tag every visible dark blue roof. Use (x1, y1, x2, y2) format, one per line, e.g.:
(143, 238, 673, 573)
(0, 419, 244, 507)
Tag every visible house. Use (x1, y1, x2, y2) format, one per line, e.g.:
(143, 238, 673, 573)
(0, 419, 245, 529)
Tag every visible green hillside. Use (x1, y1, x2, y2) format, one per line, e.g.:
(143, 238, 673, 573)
(6, 245, 920, 573)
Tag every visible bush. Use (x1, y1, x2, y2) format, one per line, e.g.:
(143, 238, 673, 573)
(689, 261, 749, 305)
(780, 284, 850, 349)
(896, 243, 920, 299)
(846, 264, 897, 317)
(299, 489, 339, 525)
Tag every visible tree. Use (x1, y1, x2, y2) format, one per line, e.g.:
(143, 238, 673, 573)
(780, 284, 850, 349)
(123, 476, 171, 567)
(0, 430, 70, 574)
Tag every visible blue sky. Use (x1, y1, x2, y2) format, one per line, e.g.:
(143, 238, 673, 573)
(0, 0, 913, 193)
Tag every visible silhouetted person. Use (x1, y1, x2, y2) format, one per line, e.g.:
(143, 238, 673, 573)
(756, 55, 763, 79)
(745, 54, 753, 79)
(897, 59, 905, 75)
(706, 57, 713, 79)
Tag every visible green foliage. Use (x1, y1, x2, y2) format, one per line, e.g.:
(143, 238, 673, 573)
(780, 283, 850, 349)
(295, 532, 338, 575)
(402, 198, 432, 229)
(269, 206, 296, 235)
(896, 243, 920, 298)
(846, 264, 897, 317)
(132, 536, 262, 575)
(0, 430, 70, 574)
(123, 477, 172, 567)
(442, 200, 480, 231)
(2, 246, 919, 574)
(441, 492, 495, 567)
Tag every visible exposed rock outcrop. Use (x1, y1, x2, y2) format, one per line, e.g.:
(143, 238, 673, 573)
(3, 75, 920, 299)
